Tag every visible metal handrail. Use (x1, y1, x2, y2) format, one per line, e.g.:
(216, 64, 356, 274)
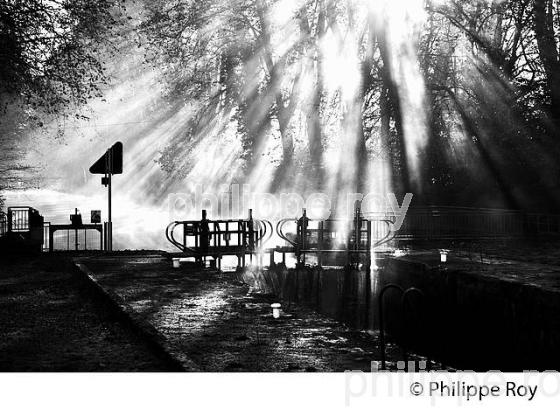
(381, 206, 560, 239)
(256, 219, 274, 248)
(401, 287, 427, 364)
(165, 221, 197, 253)
(277, 215, 395, 249)
(378, 284, 428, 370)
(378, 284, 404, 370)
(372, 219, 396, 247)
(276, 218, 297, 246)
(166, 215, 272, 255)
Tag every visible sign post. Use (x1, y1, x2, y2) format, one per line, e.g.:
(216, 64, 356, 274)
(89, 142, 123, 251)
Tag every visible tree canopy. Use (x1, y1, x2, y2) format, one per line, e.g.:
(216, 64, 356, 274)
(137, 0, 560, 210)
(3, 0, 560, 212)
(0, 0, 124, 117)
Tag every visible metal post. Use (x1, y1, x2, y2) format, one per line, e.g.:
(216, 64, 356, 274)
(200, 209, 209, 254)
(248, 209, 254, 263)
(107, 149, 112, 252)
(298, 208, 307, 265)
(108, 171, 112, 251)
(366, 220, 372, 270)
(318, 221, 324, 268)
(353, 201, 360, 268)
(49, 226, 54, 252)
(101, 147, 114, 251)
(7, 209, 12, 232)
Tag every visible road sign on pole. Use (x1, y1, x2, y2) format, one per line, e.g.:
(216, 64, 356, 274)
(89, 142, 123, 175)
(89, 142, 123, 251)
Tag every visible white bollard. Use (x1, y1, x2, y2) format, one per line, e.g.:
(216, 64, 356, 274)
(271, 303, 281, 319)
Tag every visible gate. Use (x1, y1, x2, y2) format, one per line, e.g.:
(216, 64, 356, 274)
(275, 202, 395, 269)
(166, 209, 272, 267)
(44, 223, 103, 251)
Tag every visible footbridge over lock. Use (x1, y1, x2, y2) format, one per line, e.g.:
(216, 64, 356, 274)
(165, 201, 397, 270)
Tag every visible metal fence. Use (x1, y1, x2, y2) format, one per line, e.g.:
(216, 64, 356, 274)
(43, 222, 103, 251)
(8, 207, 31, 232)
(365, 206, 560, 241)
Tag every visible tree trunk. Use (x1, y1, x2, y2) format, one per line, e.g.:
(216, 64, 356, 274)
(356, 36, 375, 194)
(300, 0, 325, 186)
(255, 1, 295, 169)
(534, 0, 560, 132)
(376, 28, 411, 196)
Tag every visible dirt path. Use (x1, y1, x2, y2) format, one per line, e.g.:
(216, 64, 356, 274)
(0, 255, 172, 371)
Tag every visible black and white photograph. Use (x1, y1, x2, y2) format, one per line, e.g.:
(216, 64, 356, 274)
(1, 0, 560, 408)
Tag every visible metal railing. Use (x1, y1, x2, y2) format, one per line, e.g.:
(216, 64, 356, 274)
(166, 209, 272, 265)
(44, 223, 103, 251)
(271, 204, 560, 268)
(275, 204, 396, 269)
(364, 206, 560, 241)
(8, 207, 31, 232)
(378, 284, 429, 370)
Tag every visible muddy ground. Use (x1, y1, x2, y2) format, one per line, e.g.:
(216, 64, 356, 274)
(0, 252, 435, 372)
(0, 254, 172, 371)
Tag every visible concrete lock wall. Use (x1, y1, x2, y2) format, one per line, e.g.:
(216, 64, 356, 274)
(380, 258, 560, 370)
(237, 264, 377, 330)
(237, 259, 560, 371)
